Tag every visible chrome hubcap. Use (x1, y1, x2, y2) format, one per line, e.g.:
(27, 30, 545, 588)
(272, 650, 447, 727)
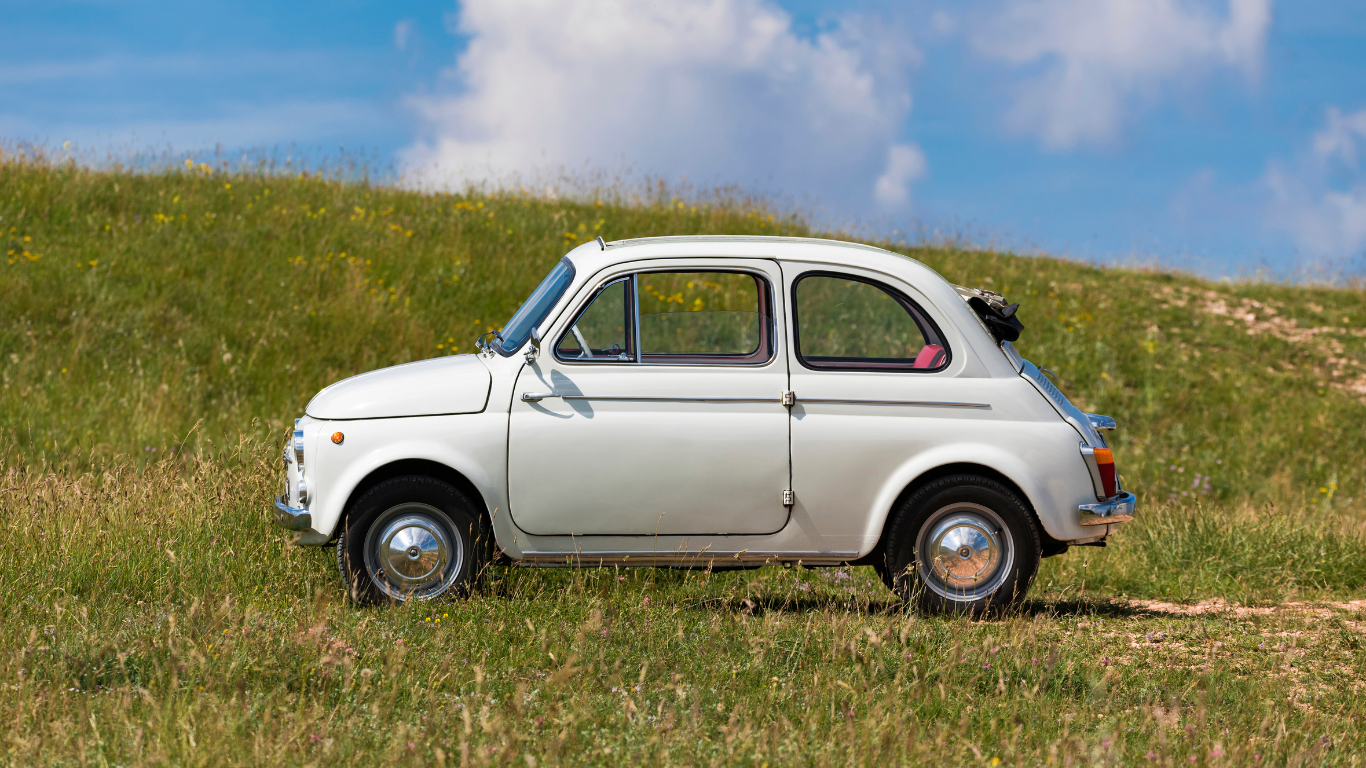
(363, 503, 463, 601)
(916, 502, 1013, 601)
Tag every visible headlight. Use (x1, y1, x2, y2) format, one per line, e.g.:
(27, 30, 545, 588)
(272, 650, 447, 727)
(293, 418, 305, 469)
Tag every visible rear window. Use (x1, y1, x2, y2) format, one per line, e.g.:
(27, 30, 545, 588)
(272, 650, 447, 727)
(792, 272, 948, 371)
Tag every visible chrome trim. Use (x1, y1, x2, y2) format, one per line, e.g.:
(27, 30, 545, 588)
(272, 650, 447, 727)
(364, 502, 464, 601)
(474, 330, 501, 351)
(552, 276, 636, 365)
(596, 235, 606, 251)
(1020, 361, 1104, 447)
(272, 495, 313, 531)
(520, 392, 560, 402)
(293, 419, 305, 469)
(525, 394, 987, 407)
(797, 398, 991, 409)
(632, 273, 642, 364)
(524, 326, 542, 364)
(1079, 490, 1137, 526)
(517, 549, 860, 564)
(297, 478, 309, 506)
(1079, 443, 1106, 500)
(563, 395, 782, 403)
(1087, 413, 1117, 431)
(1001, 340, 1024, 372)
(523, 391, 782, 404)
(917, 502, 1012, 600)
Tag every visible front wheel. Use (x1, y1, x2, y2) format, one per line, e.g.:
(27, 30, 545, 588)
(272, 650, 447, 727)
(884, 475, 1040, 617)
(337, 476, 489, 605)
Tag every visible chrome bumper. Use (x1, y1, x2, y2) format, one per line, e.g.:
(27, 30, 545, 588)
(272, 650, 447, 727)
(272, 495, 313, 531)
(1079, 490, 1137, 526)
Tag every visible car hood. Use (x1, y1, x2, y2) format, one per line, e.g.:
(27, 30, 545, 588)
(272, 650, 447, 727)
(306, 355, 491, 420)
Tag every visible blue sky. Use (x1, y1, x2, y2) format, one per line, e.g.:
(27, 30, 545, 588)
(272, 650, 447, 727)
(2, 1, 1365, 279)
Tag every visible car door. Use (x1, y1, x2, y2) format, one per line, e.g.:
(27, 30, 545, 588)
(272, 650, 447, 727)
(507, 259, 792, 537)
(783, 266, 987, 533)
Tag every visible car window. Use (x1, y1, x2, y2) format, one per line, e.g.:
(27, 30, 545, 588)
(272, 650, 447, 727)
(638, 272, 772, 364)
(555, 278, 634, 361)
(793, 273, 948, 371)
(495, 258, 576, 356)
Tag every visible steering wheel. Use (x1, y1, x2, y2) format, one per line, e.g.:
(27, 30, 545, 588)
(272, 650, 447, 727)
(571, 326, 593, 359)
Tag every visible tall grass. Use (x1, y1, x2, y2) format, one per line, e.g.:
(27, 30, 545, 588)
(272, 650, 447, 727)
(3, 153, 1366, 764)
(2, 441, 1364, 765)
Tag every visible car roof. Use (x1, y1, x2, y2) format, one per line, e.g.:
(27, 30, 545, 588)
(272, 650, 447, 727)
(563, 234, 937, 283)
(608, 234, 895, 256)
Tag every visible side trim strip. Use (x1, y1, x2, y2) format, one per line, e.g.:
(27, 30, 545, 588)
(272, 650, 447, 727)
(518, 549, 860, 559)
(797, 398, 991, 408)
(559, 395, 782, 403)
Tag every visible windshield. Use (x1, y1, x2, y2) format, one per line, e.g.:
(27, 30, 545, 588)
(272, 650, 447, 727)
(494, 258, 576, 355)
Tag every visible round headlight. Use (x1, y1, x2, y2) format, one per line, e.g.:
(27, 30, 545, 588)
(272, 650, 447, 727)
(293, 418, 305, 469)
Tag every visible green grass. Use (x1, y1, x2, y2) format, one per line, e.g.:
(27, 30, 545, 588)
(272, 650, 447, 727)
(3, 155, 1366, 765)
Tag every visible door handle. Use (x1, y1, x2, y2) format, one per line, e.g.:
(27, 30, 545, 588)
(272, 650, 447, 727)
(520, 392, 561, 402)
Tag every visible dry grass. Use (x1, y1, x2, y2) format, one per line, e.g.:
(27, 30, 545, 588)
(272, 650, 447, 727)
(4, 156, 1366, 765)
(2, 445, 1365, 766)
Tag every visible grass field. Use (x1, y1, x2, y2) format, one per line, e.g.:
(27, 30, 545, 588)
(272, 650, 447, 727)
(3, 155, 1366, 765)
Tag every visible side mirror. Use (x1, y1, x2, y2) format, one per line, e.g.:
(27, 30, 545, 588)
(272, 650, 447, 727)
(524, 327, 542, 364)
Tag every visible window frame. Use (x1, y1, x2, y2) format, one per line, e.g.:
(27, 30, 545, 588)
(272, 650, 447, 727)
(551, 275, 638, 364)
(493, 257, 577, 357)
(553, 268, 777, 367)
(790, 270, 951, 374)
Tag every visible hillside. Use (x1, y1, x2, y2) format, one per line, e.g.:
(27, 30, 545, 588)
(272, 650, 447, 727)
(5, 158, 1366, 508)
(4, 157, 1366, 765)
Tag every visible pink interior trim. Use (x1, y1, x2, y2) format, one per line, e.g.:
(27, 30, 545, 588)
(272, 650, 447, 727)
(912, 344, 945, 369)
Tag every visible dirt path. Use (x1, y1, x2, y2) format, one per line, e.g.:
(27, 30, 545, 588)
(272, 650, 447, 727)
(1125, 598, 1366, 618)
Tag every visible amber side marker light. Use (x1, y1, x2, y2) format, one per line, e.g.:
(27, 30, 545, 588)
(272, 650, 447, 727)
(331, 432, 345, 445)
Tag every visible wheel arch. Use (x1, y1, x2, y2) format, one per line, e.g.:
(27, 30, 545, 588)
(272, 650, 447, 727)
(335, 459, 493, 545)
(852, 458, 1067, 567)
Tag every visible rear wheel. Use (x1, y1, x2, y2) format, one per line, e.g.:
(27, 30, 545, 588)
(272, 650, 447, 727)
(884, 475, 1040, 617)
(337, 476, 489, 605)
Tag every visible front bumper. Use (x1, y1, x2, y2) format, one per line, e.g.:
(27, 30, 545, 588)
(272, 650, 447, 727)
(1078, 490, 1137, 526)
(272, 495, 313, 531)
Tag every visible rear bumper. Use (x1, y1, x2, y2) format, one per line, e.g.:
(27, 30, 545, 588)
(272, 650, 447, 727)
(272, 495, 313, 531)
(1078, 490, 1137, 526)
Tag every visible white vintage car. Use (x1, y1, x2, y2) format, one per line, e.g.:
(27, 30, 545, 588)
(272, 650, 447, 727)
(273, 235, 1135, 614)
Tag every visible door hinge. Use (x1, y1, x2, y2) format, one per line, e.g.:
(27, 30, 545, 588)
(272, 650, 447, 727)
(782, 489, 795, 507)
(781, 390, 795, 406)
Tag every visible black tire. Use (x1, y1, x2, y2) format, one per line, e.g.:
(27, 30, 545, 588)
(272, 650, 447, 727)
(883, 475, 1040, 617)
(336, 476, 490, 606)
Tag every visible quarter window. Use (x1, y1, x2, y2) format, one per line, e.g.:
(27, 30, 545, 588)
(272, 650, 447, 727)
(793, 273, 948, 371)
(555, 278, 634, 361)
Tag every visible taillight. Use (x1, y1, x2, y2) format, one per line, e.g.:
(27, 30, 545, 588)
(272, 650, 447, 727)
(1081, 444, 1120, 499)
(1093, 448, 1118, 498)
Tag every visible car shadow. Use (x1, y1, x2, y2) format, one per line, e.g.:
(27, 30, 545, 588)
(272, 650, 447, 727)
(1015, 597, 1153, 619)
(676, 594, 1157, 621)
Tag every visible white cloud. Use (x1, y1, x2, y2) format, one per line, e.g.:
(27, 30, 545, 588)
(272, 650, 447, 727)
(971, 0, 1272, 148)
(394, 20, 414, 51)
(400, 0, 923, 207)
(873, 143, 927, 206)
(0, 99, 387, 157)
(1265, 106, 1366, 260)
